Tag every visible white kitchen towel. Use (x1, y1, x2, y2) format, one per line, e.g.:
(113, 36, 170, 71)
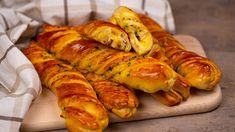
(0, 0, 176, 131)
(0, 8, 41, 132)
(15, 0, 175, 33)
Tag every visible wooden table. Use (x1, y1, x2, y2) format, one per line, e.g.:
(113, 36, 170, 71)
(48, 0, 235, 131)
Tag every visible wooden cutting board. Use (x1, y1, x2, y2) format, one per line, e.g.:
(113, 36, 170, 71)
(21, 35, 222, 131)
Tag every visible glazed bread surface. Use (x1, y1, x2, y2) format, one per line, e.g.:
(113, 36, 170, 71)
(84, 72, 139, 118)
(82, 20, 131, 52)
(138, 14, 221, 90)
(109, 6, 153, 55)
(23, 42, 109, 132)
(93, 80, 139, 118)
(37, 25, 177, 93)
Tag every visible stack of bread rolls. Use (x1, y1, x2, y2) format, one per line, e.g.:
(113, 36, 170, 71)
(22, 6, 221, 132)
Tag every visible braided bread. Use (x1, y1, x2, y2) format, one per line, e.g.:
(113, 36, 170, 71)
(82, 20, 131, 52)
(37, 25, 177, 93)
(84, 72, 139, 118)
(23, 42, 108, 132)
(151, 67, 190, 106)
(81, 7, 190, 106)
(146, 35, 190, 105)
(138, 14, 221, 90)
(85, 71, 186, 107)
(109, 6, 153, 55)
(93, 80, 139, 118)
(80, 19, 189, 106)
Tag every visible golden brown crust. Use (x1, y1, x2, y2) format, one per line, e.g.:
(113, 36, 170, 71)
(152, 75, 188, 106)
(138, 13, 221, 90)
(22, 42, 108, 132)
(92, 80, 139, 118)
(37, 26, 140, 118)
(152, 90, 183, 106)
(37, 25, 177, 93)
(172, 75, 191, 100)
(69, 67, 139, 118)
(109, 6, 153, 55)
(63, 107, 100, 131)
(147, 44, 171, 66)
(42, 24, 70, 32)
(82, 20, 132, 52)
(146, 47, 191, 105)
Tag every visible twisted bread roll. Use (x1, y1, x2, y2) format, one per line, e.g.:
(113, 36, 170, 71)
(23, 42, 108, 132)
(37, 25, 177, 93)
(82, 20, 131, 52)
(138, 14, 221, 90)
(93, 80, 139, 118)
(109, 6, 153, 55)
(151, 90, 183, 106)
(86, 72, 185, 106)
(108, 7, 189, 105)
(147, 43, 191, 98)
(38, 24, 186, 106)
(79, 18, 188, 106)
(41, 21, 188, 106)
(172, 75, 190, 100)
(84, 72, 139, 118)
(147, 40, 190, 105)
(151, 67, 190, 106)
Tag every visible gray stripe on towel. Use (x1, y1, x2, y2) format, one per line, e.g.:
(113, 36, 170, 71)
(0, 45, 16, 64)
(0, 13, 9, 30)
(0, 115, 23, 122)
(63, 0, 69, 25)
(0, 64, 37, 98)
(10, 64, 35, 93)
(89, 0, 97, 20)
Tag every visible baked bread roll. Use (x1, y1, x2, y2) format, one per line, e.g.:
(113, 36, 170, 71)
(151, 90, 183, 106)
(80, 16, 189, 106)
(23, 42, 109, 132)
(40, 22, 189, 107)
(151, 68, 190, 106)
(37, 25, 177, 93)
(147, 42, 191, 99)
(85, 72, 139, 118)
(138, 14, 221, 90)
(93, 80, 139, 118)
(146, 40, 190, 105)
(172, 75, 191, 100)
(109, 6, 153, 55)
(85, 72, 185, 106)
(82, 20, 131, 52)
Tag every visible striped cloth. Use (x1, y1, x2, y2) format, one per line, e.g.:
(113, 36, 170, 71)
(16, 0, 175, 33)
(0, 9, 41, 131)
(0, 0, 175, 131)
